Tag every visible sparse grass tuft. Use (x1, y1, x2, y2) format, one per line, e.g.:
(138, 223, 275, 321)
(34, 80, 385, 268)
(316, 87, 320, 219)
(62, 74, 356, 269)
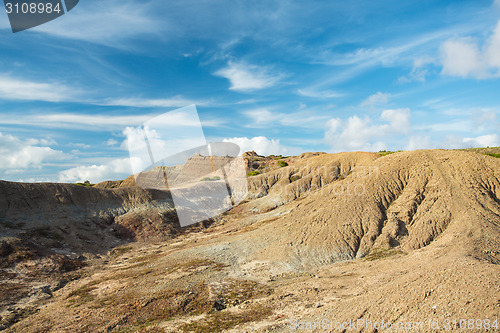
(111, 245, 133, 256)
(247, 170, 261, 177)
(201, 176, 221, 181)
(364, 248, 404, 261)
(66, 285, 97, 306)
(179, 305, 272, 333)
(377, 150, 403, 156)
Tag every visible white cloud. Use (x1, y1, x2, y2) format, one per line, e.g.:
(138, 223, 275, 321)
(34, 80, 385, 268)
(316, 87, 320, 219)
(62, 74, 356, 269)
(399, 56, 435, 83)
(242, 108, 329, 128)
(406, 136, 435, 150)
(325, 108, 411, 152)
(58, 157, 136, 183)
(0, 75, 79, 102)
(0, 132, 64, 170)
(223, 136, 302, 156)
(32, 0, 159, 46)
(297, 89, 343, 99)
(105, 139, 119, 146)
(361, 92, 391, 107)
(440, 21, 500, 79)
(0, 111, 224, 131)
(101, 96, 212, 108)
(440, 38, 488, 78)
(463, 134, 500, 147)
(215, 61, 284, 91)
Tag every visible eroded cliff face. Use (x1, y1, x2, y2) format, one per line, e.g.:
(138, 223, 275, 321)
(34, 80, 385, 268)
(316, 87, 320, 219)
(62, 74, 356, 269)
(0, 181, 179, 253)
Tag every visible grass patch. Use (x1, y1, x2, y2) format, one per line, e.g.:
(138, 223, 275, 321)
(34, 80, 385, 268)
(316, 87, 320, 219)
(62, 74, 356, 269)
(179, 305, 272, 333)
(111, 245, 133, 256)
(364, 248, 404, 261)
(484, 152, 500, 158)
(201, 176, 221, 181)
(247, 170, 261, 177)
(377, 150, 403, 156)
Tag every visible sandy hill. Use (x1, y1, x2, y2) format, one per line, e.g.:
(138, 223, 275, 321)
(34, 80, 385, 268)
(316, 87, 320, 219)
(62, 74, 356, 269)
(0, 149, 499, 332)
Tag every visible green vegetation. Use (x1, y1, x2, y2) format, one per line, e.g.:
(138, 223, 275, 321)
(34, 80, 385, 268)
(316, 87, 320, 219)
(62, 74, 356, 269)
(364, 248, 405, 261)
(277, 160, 288, 167)
(377, 150, 403, 156)
(75, 180, 94, 187)
(201, 176, 221, 181)
(247, 170, 261, 177)
(484, 152, 500, 158)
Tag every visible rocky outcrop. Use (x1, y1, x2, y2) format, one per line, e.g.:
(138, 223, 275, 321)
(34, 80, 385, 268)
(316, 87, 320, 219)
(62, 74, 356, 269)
(0, 181, 177, 253)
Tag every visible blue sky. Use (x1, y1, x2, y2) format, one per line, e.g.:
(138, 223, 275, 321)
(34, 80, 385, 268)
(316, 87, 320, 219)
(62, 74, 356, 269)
(1, 0, 500, 183)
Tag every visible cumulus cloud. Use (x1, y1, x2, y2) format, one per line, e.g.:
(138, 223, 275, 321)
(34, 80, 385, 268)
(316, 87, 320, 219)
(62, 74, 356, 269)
(462, 134, 500, 147)
(0, 132, 64, 170)
(58, 157, 137, 183)
(361, 92, 391, 107)
(440, 21, 500, 79)
(406, 136, 435, 150)
(325, 108, 411, 152)
(223, 136, 302, 156)
(215, 61, 284, 91)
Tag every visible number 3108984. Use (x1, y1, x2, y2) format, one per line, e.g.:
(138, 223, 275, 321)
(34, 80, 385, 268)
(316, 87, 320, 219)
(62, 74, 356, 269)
(5, 2, 62, 14)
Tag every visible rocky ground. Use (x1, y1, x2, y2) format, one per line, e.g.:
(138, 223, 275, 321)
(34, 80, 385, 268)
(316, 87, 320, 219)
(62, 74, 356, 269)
(0, 149, 499, 332)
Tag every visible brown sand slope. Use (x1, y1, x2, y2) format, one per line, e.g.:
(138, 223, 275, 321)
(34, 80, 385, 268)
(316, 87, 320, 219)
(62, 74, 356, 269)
(1, 149, 499, 332)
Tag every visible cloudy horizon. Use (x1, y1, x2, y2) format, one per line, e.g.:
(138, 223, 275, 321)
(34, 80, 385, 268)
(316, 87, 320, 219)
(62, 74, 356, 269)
(1, 0, 500, 183)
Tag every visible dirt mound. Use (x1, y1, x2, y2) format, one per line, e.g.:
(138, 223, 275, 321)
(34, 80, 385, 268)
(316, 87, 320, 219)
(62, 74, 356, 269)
(212, 150, 500, 268)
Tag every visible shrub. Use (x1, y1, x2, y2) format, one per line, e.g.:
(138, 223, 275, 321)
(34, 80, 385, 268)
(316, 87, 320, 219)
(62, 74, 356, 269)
(75, 180, 94, 187)
(201, 176, 221, 181)
(247, 170, 261, 177)
(277, 160, 288, 167)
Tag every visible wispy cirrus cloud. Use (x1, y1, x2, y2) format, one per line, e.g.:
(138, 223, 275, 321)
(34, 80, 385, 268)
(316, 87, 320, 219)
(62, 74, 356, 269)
(297, 88, 343, 99)
(101, 96, 213, 108)
(0, 75, 80, 102)
(215, 61, 285, 91)
(0, 112, 225, 130)
(31, 0, 160, 46)
(242, 108, 329, 128)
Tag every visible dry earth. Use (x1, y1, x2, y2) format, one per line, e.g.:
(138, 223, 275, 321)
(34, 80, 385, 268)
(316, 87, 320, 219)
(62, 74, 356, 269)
(0, 149, 499, 332)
